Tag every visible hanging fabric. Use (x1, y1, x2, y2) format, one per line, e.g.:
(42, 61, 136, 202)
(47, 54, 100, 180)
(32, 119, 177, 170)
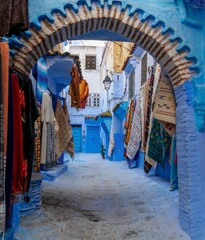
(69, 63, 80, 108)
(147, 118, 171, 169)
(153, 74, 176, 125)
(0, 0, 29, 36)
(126, 95, 142, 160)
(41, 91, 58, 168)
(55, 99, 71, 159)
(0, 42, 7, 236)
(79, 79, 89, 109)
(63, 103, 74, 159)
(16, 71, 39, 193)
(34, 107, 42, 173)
(124, 99, 135, 148)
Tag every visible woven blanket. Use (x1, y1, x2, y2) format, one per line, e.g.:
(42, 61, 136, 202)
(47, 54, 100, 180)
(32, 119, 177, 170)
(126, 95, 142, 160)
(147, 118, 171, 169)
(153, 74, 176, 124)
(124, 99, 135, 148)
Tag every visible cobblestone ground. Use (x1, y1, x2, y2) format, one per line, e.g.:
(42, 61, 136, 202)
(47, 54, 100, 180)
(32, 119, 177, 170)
(16, 153, 191, 240)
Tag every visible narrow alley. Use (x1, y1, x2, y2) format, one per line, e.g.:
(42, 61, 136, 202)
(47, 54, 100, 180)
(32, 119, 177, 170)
(16, 154, 190, 240)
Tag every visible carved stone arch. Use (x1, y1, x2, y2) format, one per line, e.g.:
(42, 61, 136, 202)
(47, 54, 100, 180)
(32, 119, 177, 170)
(10, 1, 197, 88)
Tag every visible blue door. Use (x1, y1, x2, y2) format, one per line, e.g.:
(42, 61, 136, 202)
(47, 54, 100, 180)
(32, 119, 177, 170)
(72, 125, 82, 152)
(86, 126, 100, 153)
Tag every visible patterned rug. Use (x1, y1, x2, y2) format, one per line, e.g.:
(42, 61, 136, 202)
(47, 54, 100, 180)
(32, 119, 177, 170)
(153, 74, 176, 125)
(126, 95, 141, 160)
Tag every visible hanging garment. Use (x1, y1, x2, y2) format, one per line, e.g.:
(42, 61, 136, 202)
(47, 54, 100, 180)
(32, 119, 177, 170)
(147, 118, 171, 169)
(34, 107, 42, 173)
(17, 72, 39, 193)
(0, 0, 29, 36)
(79, 79, 89, 109)
(0, 46, 6, 235)
(69, 64, 80, 109)
(11, 74, 25, 194)
(0, 42, 9, 159)
(126, 95, 142, 160)
(63, 103, 74, 158)
(108, 114, 115, 158)
(41, 91, 58, 167)
(46, 123, 56, 168)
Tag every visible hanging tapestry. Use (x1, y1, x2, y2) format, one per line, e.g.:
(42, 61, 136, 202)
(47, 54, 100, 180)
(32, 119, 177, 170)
(124, 99, 135, 148)
(1, 43, 9, 160)
(126, 95, 142, 160)
(63, 104, 74, 159)
(34, 107, 42, 173)
(0, 44, 6, 236)
(153, 74, 176, 125)
(108, 114, 115, 157)
(147, 118, 171, 169)
(46, 123, 56, 168)
(55, 99, 71, 159)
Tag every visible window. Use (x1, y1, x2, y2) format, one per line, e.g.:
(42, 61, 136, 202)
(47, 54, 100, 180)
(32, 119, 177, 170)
(85, 55, 96, 70)
(86, 93, 100, 107)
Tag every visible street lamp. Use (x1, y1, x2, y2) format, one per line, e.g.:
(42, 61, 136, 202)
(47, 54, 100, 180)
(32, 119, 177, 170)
(103, 70, 113, 91)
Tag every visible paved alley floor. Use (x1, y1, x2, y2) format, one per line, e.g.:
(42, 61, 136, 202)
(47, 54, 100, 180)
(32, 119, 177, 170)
(16, 153, 190, 240)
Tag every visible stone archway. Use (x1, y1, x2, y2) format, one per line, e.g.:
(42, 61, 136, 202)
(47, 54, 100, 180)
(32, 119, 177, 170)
(10, 2, 196, 86)
(9, 1, 202, 239)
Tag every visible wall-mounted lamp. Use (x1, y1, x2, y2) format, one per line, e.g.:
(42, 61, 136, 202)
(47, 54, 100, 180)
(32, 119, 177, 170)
(103, 70, 113, 91)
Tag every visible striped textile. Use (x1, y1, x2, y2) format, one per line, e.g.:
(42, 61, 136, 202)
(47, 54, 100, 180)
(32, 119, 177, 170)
(108, 114, 115, 158)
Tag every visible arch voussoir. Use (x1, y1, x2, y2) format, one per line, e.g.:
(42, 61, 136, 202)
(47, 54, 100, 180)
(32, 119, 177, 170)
(10, 1, 196, 87)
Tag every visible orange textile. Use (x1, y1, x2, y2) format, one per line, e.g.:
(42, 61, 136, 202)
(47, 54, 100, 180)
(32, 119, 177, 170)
(79, 79, 89, 109)
(69, 63, 80, 108)
(0, 42, 9, 158)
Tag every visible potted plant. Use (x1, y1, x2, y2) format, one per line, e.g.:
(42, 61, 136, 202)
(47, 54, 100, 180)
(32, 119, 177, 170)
(100, 143, 106, 159)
